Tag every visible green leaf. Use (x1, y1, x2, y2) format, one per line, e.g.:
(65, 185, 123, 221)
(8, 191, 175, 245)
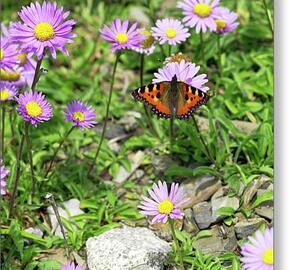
(251, 191, 273, 209)
(216, 207, 236, 217)
(9, 219, 24, 257)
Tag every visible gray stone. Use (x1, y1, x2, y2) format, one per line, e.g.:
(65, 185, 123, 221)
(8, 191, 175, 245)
(243, 175, 271, 207)
(255, 206, 273, 221)
(211, 192, 239, 222)
(24, 226, 44, 244)
(129, 6, 150, 27)
(192, 225, 237, 255)
(152, 155, 175, 176)
(180, 175, 222, 208)
(192, 202, 212, 229)
(47, 198, 84, 238)
(86, 226, 171, 270)
(234, 218, 266, 239)
(119, 111, 141, 133)
(183, 208, 199, 235)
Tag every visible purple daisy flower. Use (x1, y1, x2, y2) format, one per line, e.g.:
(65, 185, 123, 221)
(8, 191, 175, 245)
(214, 8, 239, 35)
(151, 18, 190, 45)
(177, 0, 222, 33)
(99, 18, 146, 52)
(240, 227, 273, 270)
(153, 59, 209, 92)
(0, 37, 20, 71)
(16, 91, 53, 126)
(0, 160, 9, 196)
(0, 82, 18, 102)
(131, 28, 156, 55)
(64, 100, 96, 130)
(61, 261, 85, 270)
(139, 181, 189, 224)
(11, 1, 76, 60)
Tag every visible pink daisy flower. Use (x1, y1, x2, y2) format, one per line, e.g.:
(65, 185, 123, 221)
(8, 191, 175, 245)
(153, 59, 209, 92)
(131, 28, 156, 55)
(0, 37, 20, 71)
(11, 1, 76, 60)
(214, 8, 239, 35)
(139, 181, 189, 224)
(61, 261, 85, 270)
(177, 0, 222, 33)
(64, 100, 96, 130)
(0, 82, 18, 102)
(99, 18, 146, 52)
(16, 91, 53, 126)
(151, 18, 190, 45)
(240, 227, 273, 270)
(0, 160, 9, 196)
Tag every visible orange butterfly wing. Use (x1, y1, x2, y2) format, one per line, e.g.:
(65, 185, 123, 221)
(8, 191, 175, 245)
(132, 82, 172, 118)
(175, 83, 209, 120)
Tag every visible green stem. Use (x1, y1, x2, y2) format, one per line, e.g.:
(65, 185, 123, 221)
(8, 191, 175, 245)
(169, 218, 185, 270)
(262, 0, 274, 39)
(9, 132, 25, 218)
(192, 115, 216, 166)
(1, 106, 5, 161)
(44, 126, 75, 178)
(9, 108, 16, 143)
(31, 55, 44, 91)
(168, 45, 172, 56)
(24, 122, 36, 197)
(169, 117, 174, 156)
(89, 52, 120, 174)
(217, 35, 223, 78)
(200, 32, 205, 67)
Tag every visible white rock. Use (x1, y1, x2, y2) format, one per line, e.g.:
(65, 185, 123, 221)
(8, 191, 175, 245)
(47, 198, 84, 238)
(86, 226, 171, 270)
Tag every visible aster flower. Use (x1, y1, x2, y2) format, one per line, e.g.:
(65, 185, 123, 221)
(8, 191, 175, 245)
(99, 18, 146, 52)
(131, 28, 156, 55)
(151, 18, 190, 45)
(177, 0, 222, 33)
(0, 37, 20, 71)
(214, 8, 239, 35)
(0, 160, 9, 196)
(64, 100, 96, 130)
(16, 91, 53, 126)
(11, 1, 76, 60)
(0, 82, 18, 102)
(139, 181, 189, 224)
(61, 261, 85, 270)
(153, 59, 209, 92)
(240, 227, 273, 270)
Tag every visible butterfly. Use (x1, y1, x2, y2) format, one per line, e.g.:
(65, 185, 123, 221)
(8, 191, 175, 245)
(131, 75, 209, 120)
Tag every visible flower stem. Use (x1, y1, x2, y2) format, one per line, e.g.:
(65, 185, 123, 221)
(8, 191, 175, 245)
(24, 122, 37, 197)
(199, 32, 205, 67)
(191, 114, 216, 166)
(169, 218, 185, 270)
(44, 126, 75, 178)
(89, 52, 120, 174)
(217, 35, 223, 78)
(169, 117, 174, 156)
(262, 0, 274, 39)
(9, 108, 16, 143)
(9, 132, 25, 218)
(168, 45, 172, 56)
(140, 54, 159, 137)
(31, 55, 44, 91)
(45, 193, 71, 260)
(1, 105, 5, 161)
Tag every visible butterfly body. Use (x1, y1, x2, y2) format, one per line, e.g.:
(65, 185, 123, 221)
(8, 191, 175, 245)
(132, 75, 209, 119)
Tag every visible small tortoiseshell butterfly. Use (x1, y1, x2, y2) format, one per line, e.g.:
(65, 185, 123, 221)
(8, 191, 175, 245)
(132, 75, 209, 119)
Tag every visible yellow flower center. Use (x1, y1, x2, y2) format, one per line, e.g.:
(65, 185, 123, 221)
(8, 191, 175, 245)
(25, 101, 42, 117)
(0, 69, 20, 81)
(115, 33, 129, 44)
(73, 111, 85, 122)
(140, 29, 155, 48)
(0, 90, 10, 101)
(157, 200, 174, 214)
(0, 49, 4, 60)
(165, 28, 177, 39)
(262, 248, 273, 265)
(17, 53, 27, 66)
(215, 19, 227, 30)
(193, 3, 212, 18)
(34, 22, 55, 41)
